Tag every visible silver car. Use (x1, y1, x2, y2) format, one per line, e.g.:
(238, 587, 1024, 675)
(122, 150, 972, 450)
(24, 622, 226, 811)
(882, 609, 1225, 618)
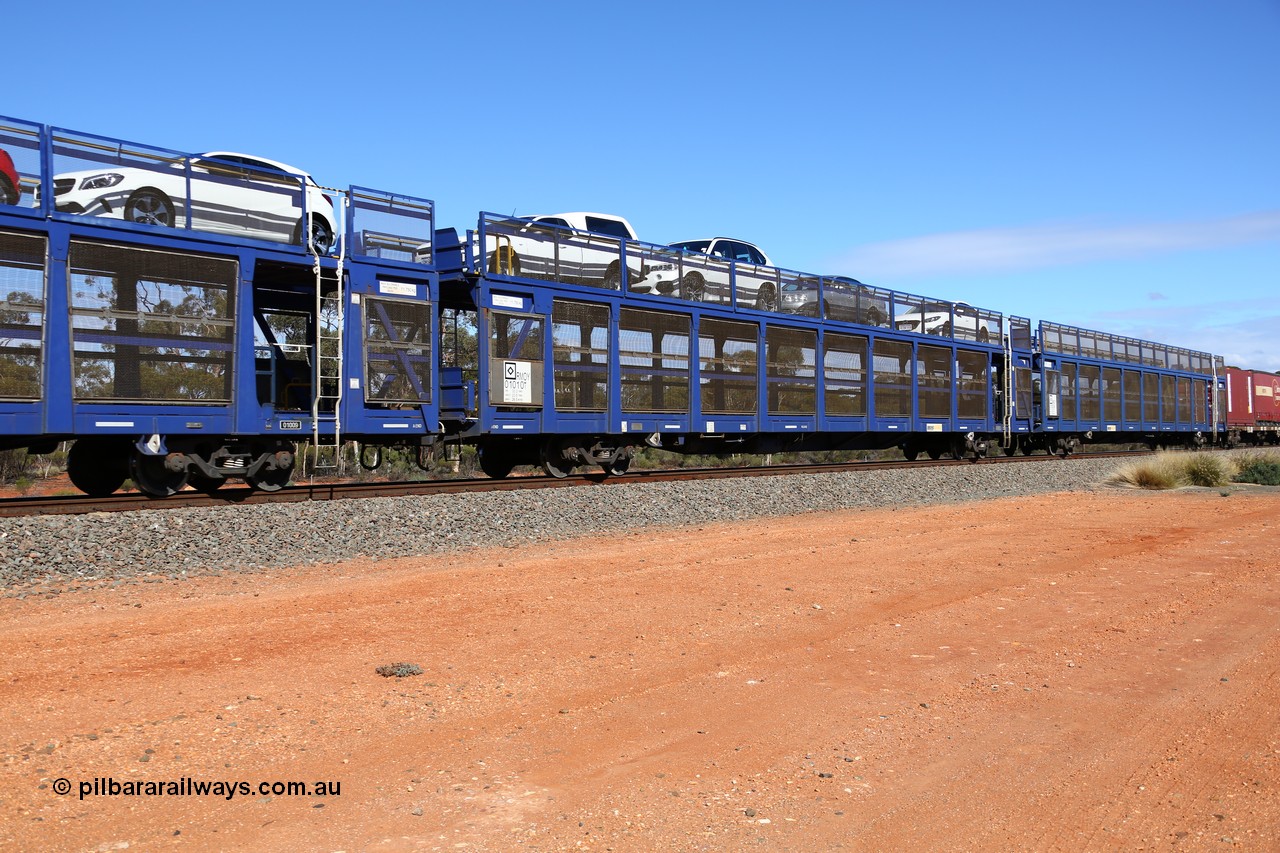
(780, 276, 888, 326)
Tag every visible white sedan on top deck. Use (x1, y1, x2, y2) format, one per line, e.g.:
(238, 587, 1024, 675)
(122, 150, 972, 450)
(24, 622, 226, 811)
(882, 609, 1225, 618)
(639, 237, 777, 308)
(38, 152, 336, 252)
(894, 301, 993, 342)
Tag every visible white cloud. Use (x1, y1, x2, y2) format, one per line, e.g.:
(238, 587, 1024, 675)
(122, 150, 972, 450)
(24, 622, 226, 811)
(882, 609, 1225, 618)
(830, 210, 1280, 279)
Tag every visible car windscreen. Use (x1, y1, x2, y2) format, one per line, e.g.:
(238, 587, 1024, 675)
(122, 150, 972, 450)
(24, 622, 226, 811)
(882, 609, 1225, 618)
(670, 240, 711, 254)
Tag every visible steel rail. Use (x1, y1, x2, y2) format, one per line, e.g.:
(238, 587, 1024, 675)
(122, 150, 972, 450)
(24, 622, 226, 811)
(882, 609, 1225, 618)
(0, 450, 1153, 519)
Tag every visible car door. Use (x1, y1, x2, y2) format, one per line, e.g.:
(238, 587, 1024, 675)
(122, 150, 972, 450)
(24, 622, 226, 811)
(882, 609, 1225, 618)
(233, 156, 304, 243)
(186, 155, 253, 238)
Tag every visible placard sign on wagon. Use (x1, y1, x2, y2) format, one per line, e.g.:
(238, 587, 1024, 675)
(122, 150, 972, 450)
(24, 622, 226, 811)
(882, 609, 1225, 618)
(503, 360, 533, 404)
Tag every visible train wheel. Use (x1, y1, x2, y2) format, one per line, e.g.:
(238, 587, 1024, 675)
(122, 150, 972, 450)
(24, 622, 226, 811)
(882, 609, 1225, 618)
(247, 449, 295, 492)
(247, 467, 291, 492)
(130, 452, 190, 498)
(902, 446, 920, 462)
(67, 439, 129, 497)
(478, 445, 515, 480)
(604, 450, 632, 476)
(540, 439, 574, 479)
(927, 446, 943, 460)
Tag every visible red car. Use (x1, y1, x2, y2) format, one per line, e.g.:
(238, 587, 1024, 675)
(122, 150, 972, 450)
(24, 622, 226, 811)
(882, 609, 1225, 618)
(0, 147, 20, 205)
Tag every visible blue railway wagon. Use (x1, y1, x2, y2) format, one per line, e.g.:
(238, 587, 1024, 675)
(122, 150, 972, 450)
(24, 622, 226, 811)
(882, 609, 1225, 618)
(1037, 322, 1223, 448)
(0, 117, 448, 496)
(455, 214, 1019, 477)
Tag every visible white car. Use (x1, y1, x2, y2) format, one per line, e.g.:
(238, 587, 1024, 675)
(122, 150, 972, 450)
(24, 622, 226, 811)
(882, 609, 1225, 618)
(480, 211, 640, 288)
(894, 301, 993, 342)
(640, 237, 779, 309)
(40, 152, 336, 252)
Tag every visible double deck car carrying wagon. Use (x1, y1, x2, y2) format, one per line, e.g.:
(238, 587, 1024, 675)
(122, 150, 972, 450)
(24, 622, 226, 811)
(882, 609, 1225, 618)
(0, 114, 1232, 497)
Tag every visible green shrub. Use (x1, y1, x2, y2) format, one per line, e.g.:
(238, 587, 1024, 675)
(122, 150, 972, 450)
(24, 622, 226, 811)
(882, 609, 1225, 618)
(1234, 455, 1280, 486)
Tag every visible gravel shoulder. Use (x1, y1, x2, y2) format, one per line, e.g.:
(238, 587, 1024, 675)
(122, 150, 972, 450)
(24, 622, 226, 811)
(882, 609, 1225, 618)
(1, 477, 1278, 851)
(5, 456, 1136, 590)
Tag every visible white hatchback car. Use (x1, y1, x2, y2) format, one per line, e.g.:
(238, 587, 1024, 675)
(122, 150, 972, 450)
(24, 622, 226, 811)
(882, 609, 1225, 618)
(642, 237, 777, 308)
(894, 301, 992, 342)
(41, 152, 336, 252)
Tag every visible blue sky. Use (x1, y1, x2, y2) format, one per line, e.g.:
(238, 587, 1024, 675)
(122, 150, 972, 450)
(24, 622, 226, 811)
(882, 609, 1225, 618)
(10, 0, 1279, 369)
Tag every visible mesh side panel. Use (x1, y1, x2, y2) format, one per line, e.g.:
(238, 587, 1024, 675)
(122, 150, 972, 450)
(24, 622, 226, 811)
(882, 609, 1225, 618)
(957, 350, 988, 419)
(766, 326, 816, 415)
(1060, 363, 1077, 420)
(1078, 364, 1101, 421)
(1011, 318, 1032, 350)
(1143, 373, 1159, 422)
(873, 338, 912, 418)
(1123, 371, 1140, 423)
(699, 318, 757, 415)
(1177, 377, 1191, 423)
(364, 297, 432, 405)
(1016, 367, 1033, 420)
(490, 311, 543, 360)
(0, 230, 46, 400)
(917, 344, 951, 419)
(824, 333, 867, 417)
(1193, 378, 1207, 424)
(1161, 375, 1176, 421)
(1102, 367, 1122, 421)
(552, 299, 609, 412)
(68, 240, 235, 403)
(619, 307, 689, 413)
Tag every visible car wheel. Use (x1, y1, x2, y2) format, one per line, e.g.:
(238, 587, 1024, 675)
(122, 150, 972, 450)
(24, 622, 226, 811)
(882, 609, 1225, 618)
(0, 173, 18, 206)
(680, 272, 705, 302)
(294, 216, 334, 254)
(602, 261, 621, 290)
(866, 306, 886, 327)
(978, 328, 991, 343)
(755, 283, 779, 312)
(124, 188, 175, 227)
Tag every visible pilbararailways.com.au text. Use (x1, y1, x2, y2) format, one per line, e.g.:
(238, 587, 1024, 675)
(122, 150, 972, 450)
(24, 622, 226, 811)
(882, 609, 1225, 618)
(53, 776, 341, 801)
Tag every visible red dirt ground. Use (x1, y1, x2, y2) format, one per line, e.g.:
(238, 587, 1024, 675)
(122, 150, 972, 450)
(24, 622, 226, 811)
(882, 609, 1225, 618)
(2, 488, 1278, 851)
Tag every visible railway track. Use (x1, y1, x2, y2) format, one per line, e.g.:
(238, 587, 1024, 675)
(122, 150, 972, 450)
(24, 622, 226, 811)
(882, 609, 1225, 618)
(0, 450, 1154, 518)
